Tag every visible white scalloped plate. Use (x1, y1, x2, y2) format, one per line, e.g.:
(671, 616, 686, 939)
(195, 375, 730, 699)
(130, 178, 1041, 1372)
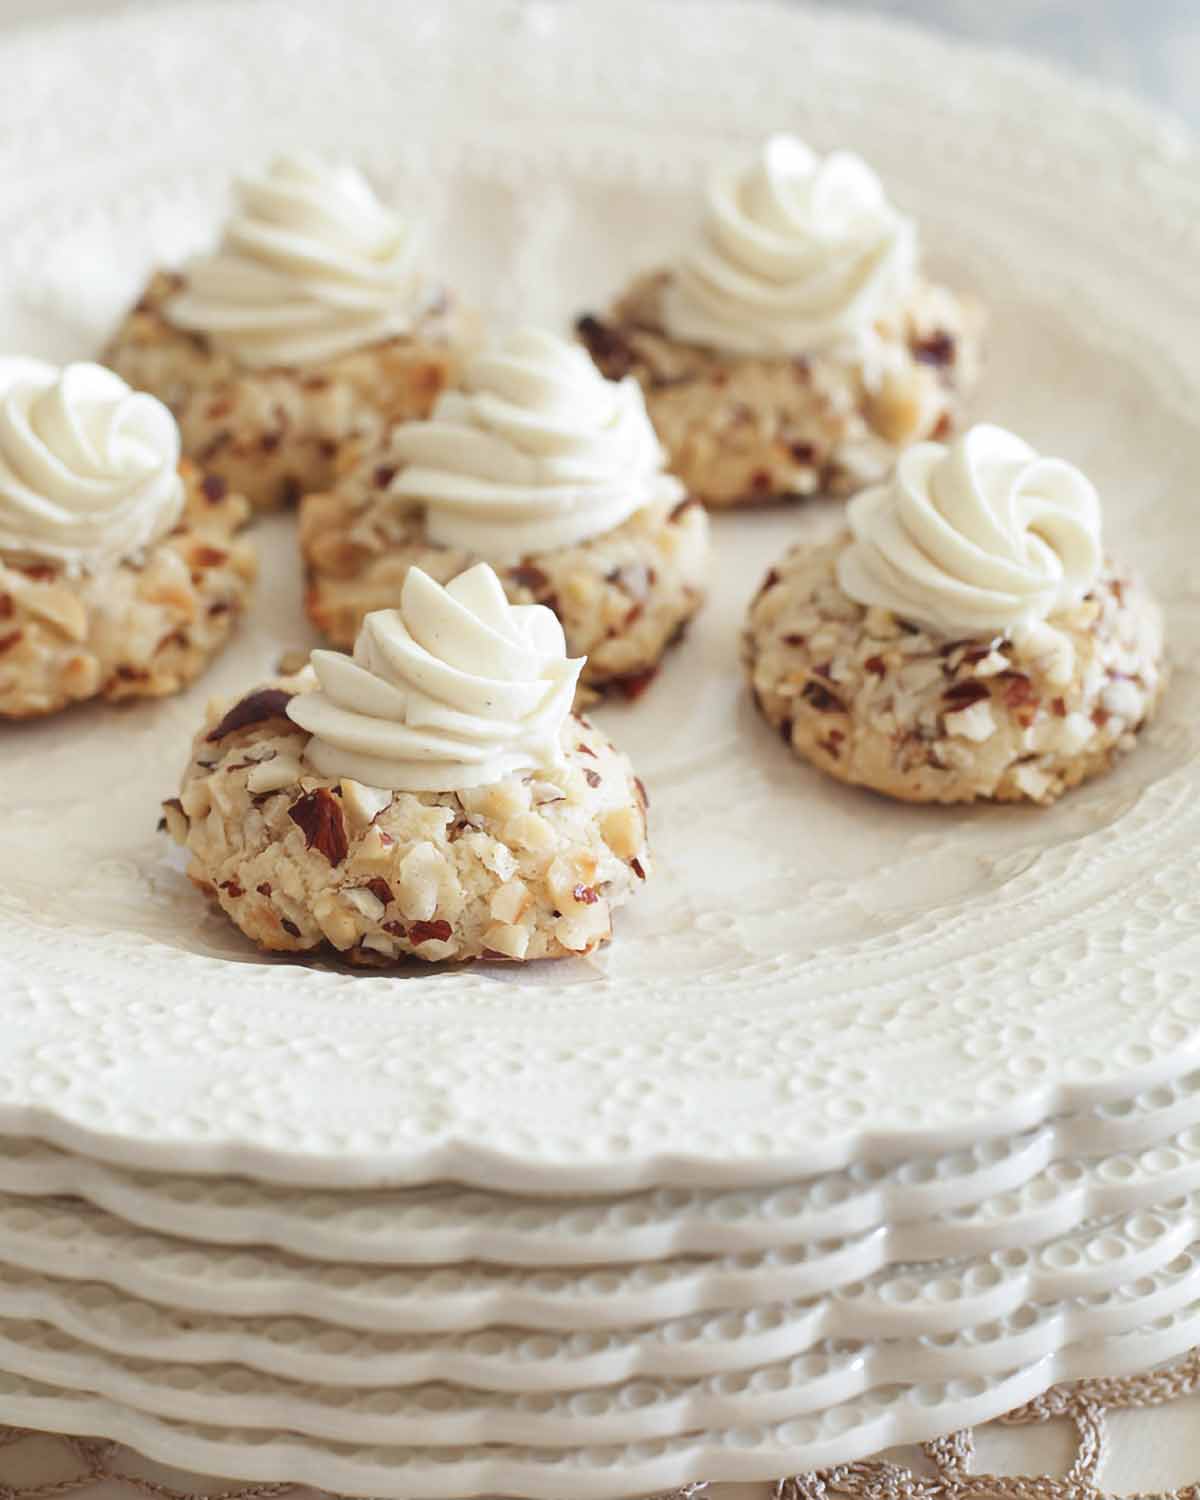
(3, 0, 1200, 1193)
(0, 1244, 1196, 1393)
(0, 1191, 1197, 1334)
(0, 1294, 1198, 1450)
(5, 1088, 1200, 1265)
(0, 1332, 1193, 1499)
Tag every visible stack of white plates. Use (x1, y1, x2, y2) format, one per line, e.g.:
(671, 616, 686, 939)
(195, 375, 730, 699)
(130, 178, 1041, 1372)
(0, 1072, 1198, 1494)
(4, 0, 1200, 1494)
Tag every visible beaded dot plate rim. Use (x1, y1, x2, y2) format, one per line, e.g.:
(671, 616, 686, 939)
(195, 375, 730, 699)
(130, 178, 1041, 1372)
(0, 1190, 1196, 1336)
(4, 1099, 1200, 1267)
(1, 0, 1199, 1191)
(0, 1341, 1188, 1500)
(0, 1295, 1194, 1451)
(0, 1234, 1197, 1394)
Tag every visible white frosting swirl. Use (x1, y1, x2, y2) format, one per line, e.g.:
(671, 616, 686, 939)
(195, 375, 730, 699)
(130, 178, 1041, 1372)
(662, 134, 917, 357)
(166, 153, 428, 369)
(0, 359, 184, 571)
(837, 424, 1103, 638)
(288, 563, 584, 792)
(386, 329, 683, 561)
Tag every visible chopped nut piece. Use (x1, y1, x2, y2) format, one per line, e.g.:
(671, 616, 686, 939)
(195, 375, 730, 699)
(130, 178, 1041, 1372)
(344, 886, 386, 921)
(1101, 678, 1144, 720)
(409, 919, 453, 946)
(396, 841, 448, 921)
(600, 805, 643, 860)
(553, 899, 612, 952)
(19, 586, 88, 642)
(943, 680, 990, 708)
(246, 755, 302, 794)
(503, 810, 556, 854)
(860, 607, 898, 639)
(801, 680, 844, 713)
(477, 839, 518, 881)
(287, 788, 349, 865)
(1012, 620, 1075, 686)
(482, 922, 531, 960)
(207, 688, 295, 743)
(361, 932, 397, 958)
(60, 654, 101, 699)
(1012, 763, 1052, 802)
(944, 699, 997, 742)
(460, 779, 529, 823)
(340, 778, 393, 829)
(489, 879, 531, 925)
(350, 823, 394, 871)
(159, 798, 189, 845)
(866, 366, 938, 445)
(1002, 673, 1036, 708)
(509, 563, 551, 593)
(313, 894, 359, 950)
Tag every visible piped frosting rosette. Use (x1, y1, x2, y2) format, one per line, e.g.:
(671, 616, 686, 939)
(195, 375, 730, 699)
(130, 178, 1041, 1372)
(386, 328, 683, 561)
(837, 423, 1103, 639)
(166, 153, 429, 368)
(662, 133, 917, 357)
(0, 359, 184, 572)
(287, 563, 584, 792)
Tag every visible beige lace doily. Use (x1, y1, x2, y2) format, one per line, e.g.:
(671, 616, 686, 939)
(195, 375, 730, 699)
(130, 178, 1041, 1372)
(2, 1354, 1198, 1500)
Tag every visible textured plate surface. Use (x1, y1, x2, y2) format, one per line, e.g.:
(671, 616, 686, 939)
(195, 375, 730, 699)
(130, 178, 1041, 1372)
(8, 1115, 1200, 1267)
(0, 1325, 1194, 1500)
(0, 1192, 1197, 1333)
(0, 1246, 1195, 1393)
(0, 1299, 1198, 1448)
(6, 1078, 1200, 1263)
(2, 0, 1200, 1191)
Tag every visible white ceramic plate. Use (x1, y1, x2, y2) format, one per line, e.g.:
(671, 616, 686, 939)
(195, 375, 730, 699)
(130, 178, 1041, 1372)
(0, 1191, 1195, 1333)
(0, 1297, 1196, 1449)
(2, 0, 1200, 1193)
(0, 1244, 1196, 1392)
(6, 1112, 1200, 1266)
(0, 1333, 1193, 1499)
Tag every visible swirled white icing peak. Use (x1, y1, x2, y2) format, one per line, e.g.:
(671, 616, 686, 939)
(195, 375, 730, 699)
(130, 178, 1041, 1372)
(166, 153, 428, 368)
(662, 134, 917, 356)
(288, 563, 584, 792)
(0, 359, 184, 571)
(387, 328, 683, 560)
(836, 424, 1103, 637)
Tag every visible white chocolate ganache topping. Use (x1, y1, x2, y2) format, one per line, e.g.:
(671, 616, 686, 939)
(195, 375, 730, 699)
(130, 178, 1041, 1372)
(385, 328, 684, 561)
(837, 423, 1104, 641)
(166, 153, 428, 369)
(287, 563, 584, 792)
(0, 359, 184, 572)
(662, 133, 918, 357)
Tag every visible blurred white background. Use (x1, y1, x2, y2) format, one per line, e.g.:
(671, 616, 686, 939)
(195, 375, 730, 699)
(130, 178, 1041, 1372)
(831, 0, 1198, 122)
(0, 0, 1196, 126)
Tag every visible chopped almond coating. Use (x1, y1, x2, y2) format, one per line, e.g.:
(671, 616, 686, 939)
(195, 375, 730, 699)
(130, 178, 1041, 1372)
(165, 691, 651, 966)
(745, 538, 1164, 806)
(0, 463, 255, 720)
